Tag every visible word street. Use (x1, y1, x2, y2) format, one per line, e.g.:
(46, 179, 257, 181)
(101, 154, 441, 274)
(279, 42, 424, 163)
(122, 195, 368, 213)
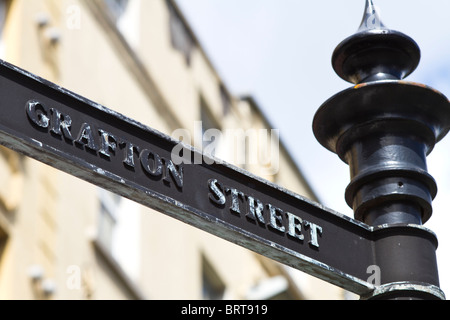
(208, 179, 323, 248)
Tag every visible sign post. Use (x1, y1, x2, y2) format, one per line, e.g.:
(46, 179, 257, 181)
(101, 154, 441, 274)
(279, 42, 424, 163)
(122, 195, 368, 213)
(0, 0, 448, 300)
(313, 0, 450, 299)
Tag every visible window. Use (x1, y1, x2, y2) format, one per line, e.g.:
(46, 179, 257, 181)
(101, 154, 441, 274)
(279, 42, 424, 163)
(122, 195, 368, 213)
(97, 189, 141, 281)
(0, 0, 9, 58)
(202, 256, 225, 300)
(97, 189, 120, 252)
(0, 146, 23, 212)
(220, 84, 231, 115)
(0, 217, 7, 267)
(167, 0, 195, 66)
(104, 0, 129, 22)
(104, 0, 140, 48)
(247, 276, 291, 300)
(200, 97, 221, 158)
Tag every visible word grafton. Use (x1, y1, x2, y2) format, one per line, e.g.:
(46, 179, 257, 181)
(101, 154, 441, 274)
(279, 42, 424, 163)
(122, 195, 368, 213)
(208, 179, 323, 248)
(25, 100, 184, 188)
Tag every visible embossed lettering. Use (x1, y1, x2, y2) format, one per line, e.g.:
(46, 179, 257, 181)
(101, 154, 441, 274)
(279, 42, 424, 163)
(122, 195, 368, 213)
(120, 140, 140, 169)
(226, 188, 245, 215)
(50, 108, 74, 141)
(26, 100, 184, 192)
(75, 123, 99, 151)
(26, 100, 50, 128)
(208, 179, 226, 206)
(163, 159, 184, 189)
(98, 130, 118, 158)
(267, 203, 285, 233)
(207, 179, 324, 249)
(286, 211, 304, 241)
(304, 221, 323, 248)
(246, 196, 265, 224)
(140, 149, 163, 177)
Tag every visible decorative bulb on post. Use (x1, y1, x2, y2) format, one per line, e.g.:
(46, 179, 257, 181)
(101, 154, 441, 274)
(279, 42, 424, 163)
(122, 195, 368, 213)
(314, 0, 450, 226)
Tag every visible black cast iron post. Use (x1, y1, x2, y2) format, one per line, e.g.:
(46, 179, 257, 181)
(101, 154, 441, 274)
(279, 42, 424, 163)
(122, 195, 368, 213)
(313, 0, 450, 299)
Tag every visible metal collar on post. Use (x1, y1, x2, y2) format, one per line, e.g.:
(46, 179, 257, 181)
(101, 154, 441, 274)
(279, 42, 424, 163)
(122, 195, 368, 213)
(313, 0, 450, 300)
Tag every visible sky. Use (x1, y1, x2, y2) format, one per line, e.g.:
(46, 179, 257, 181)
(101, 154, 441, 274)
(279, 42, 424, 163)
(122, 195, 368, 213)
(175, 0, 450, 297)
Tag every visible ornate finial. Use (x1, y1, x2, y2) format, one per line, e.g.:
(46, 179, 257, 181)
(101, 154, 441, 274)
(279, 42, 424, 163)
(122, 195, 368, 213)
(315, 0, 450, 227)
(358, 0, 386, 32)
(332, 0, 420, 84)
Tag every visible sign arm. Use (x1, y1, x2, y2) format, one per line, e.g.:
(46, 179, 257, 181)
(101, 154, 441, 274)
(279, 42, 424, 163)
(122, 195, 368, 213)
(0, 59, 379, 296)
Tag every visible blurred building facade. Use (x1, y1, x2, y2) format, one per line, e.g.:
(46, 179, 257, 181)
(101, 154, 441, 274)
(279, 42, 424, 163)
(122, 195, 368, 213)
(0, 0, 346, 299)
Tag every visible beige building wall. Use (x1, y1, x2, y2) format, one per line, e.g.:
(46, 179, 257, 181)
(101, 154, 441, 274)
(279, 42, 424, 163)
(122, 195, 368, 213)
(0, 0, 347, 300)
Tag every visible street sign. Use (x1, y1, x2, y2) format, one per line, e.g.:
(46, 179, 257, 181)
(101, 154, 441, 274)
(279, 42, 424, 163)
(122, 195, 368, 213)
(0, 59, 440, 298)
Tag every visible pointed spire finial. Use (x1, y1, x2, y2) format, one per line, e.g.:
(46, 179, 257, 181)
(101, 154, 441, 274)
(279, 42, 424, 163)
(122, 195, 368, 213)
(331, 0, 421, 84)
(358, 0, 386, 32)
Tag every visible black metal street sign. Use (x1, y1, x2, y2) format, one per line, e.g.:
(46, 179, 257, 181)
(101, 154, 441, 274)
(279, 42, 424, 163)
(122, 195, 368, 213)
(0, 59, 442, 299)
